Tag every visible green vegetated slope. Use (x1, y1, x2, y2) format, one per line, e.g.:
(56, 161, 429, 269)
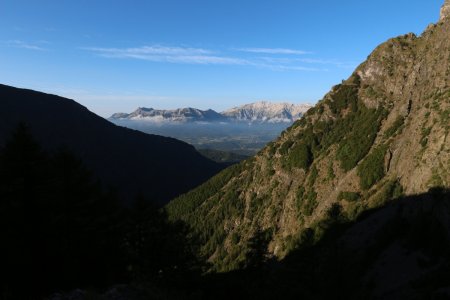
(167, 14, 450, 271)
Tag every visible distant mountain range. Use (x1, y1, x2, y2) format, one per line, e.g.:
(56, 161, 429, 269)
(0, 84, 223, 205)
(109, 101, 312, 124)
(222, 101, 312, 123)
(111, 107, 228, 123)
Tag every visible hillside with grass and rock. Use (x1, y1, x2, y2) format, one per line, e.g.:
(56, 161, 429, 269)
(166, 1, 450, 273)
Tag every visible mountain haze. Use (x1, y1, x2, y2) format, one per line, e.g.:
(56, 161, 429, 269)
(109, 102, 313, 155)
(166, 1, 450, 276)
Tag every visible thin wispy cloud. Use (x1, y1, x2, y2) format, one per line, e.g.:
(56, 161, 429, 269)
(302, 58, 356, 69)
(5, 40, 47, 51)
(84, 45, 249, 65)
(270, 65, 324, 72)
(260, 57, 356, 69)
(83, 45, 336, 71)
(86, 45, 212, 56)
(235, 47, 310, 55)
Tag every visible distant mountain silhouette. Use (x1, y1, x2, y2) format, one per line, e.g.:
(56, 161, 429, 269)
(109, 101, 312, 124)
(110, 107, 228, 123)
(0, 84, 223, 205)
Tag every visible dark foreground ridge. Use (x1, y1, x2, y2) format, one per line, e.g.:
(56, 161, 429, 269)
(0, 126, 196, 299)
(0, 84, 223, 205)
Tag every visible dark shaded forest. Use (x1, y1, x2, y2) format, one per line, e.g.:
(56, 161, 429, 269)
(0, 124, 197, 299)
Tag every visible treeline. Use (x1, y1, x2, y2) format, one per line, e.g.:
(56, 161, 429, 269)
(0, 124, 194, 299)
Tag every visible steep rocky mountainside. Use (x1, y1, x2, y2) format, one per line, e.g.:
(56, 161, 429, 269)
(166, 3, 450, 271)
(0, 84, 223, 205)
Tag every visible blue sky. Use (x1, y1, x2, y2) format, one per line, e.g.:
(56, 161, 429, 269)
(0, 0, 443, 117)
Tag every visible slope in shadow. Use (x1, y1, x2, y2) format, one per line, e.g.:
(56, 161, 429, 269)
(197, 188, 450, 300)
(0, 125, 197, 299)
(0, 84, 223, 204)
(33, 188, 450, 299)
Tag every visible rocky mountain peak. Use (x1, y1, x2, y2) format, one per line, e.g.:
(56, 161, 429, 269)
(440, 0, 450, 21)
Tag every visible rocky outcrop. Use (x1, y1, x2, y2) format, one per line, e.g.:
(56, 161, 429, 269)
(440, 0, 450, 21)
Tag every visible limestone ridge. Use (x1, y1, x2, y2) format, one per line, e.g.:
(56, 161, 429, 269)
(440, 0, 450, 21)
(110, 101, 313, 124)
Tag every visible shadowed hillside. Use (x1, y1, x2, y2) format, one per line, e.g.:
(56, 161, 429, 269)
(0, 84, 223, 205)
(0, 125, 197, 299)
(195, 188, 450, 300)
